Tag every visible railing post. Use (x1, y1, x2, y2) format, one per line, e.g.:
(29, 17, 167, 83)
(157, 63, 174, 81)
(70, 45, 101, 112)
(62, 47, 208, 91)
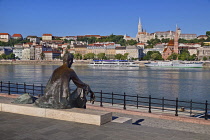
(137, 94, 138, 109)
(190, 99, 192, 116)
(123, 92, 126, 110)
(41, 84, 43, 95)
(8, 81, 10, 95)
(148, 95, 151, 113)
(0, 81, 2, 92)
(112, 92, 113, 105)
(100, 90, 103, 107)
(33, 84, 35, 95)
(24, 82, 26, 93)
(16, 82, 18, 94)
(175, 98, 178, 116)
(162, 97, 164, 112)
(205, 100, 208, 120)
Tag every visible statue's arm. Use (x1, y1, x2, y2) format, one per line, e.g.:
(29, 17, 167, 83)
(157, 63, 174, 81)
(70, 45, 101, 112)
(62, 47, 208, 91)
(71, 70, 87, 89)
(71, 70, 95, 103)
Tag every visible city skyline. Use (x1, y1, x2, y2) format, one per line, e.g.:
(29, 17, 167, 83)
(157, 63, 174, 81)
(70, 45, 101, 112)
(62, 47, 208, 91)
(0, 0, 210, 38)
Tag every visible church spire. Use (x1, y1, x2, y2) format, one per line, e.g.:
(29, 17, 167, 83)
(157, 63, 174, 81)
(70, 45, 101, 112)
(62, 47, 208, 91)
(138, 17, 143, 33)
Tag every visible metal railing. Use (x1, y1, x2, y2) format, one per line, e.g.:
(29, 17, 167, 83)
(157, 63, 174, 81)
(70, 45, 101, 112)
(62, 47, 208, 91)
(0, 81, 209, 120)
(0, 81, 45, 96)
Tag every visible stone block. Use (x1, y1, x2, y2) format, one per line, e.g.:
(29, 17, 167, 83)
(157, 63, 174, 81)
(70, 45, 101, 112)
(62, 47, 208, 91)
(1, 103, 46, 117)
(46, 108, 112, 125)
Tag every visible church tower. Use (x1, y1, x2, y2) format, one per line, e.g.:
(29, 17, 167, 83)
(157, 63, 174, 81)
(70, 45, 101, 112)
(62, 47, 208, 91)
(174, 25, 181, 54)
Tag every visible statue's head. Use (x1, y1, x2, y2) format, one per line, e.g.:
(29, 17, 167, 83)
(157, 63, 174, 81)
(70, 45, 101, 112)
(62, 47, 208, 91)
(63, 53, 74, 68)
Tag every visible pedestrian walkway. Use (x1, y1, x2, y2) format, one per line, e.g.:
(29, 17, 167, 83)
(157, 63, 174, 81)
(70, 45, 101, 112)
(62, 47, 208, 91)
(0, 112, 210, 140)
(1, 94, 210, 140)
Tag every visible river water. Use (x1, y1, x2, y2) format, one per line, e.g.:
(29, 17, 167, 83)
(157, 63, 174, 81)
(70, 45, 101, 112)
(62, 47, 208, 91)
(0, 64, 210, 102)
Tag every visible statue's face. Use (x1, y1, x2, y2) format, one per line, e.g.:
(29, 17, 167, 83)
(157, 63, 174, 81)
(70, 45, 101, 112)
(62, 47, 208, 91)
(68, 58, 73, 68)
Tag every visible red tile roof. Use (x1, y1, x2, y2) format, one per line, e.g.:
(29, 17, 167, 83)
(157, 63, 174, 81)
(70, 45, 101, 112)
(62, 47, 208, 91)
(0, 33, 9, 35)
(43, 34, 52, 36)
(12, 34, 22, 37)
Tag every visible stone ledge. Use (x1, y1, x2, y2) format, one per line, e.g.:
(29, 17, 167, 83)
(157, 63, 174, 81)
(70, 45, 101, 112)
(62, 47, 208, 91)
(0, 102, 112, 126)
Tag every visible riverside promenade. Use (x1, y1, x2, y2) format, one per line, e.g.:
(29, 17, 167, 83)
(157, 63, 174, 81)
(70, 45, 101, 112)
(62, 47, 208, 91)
(0, 94, 210, 140)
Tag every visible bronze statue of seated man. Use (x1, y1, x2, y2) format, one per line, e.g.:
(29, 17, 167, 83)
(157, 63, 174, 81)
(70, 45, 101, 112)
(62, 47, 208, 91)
(35, 53, 95, 109)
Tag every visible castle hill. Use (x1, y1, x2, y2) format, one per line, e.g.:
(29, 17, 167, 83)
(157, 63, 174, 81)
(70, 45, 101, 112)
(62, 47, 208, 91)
(0, 20, 210, 63)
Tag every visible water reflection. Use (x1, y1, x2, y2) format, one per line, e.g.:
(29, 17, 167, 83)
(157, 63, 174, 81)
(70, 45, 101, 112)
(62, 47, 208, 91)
(0, 65, 210, 102)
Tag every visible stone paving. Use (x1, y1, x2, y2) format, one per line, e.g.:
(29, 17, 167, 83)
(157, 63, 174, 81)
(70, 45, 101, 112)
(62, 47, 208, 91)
(0, 112, 210, 140)
(1, 94, 210, 140)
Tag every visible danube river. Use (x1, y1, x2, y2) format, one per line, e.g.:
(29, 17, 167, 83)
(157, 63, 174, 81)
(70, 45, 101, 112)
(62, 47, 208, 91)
(1, 64, 210, 102)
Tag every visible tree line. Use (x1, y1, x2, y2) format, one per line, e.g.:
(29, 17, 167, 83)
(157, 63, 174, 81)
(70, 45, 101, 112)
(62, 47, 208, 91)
(77, 34, 137, 46)
(143, 49, 197, 61)
(73, 52, 130, 60)
(0, 38, 30, 46)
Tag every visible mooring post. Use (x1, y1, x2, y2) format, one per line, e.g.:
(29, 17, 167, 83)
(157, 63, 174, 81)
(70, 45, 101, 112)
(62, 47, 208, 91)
(112, 92, 113, 105)
(16, 82, 18, 94)
(0, 81, 2, 92)
(148, 95, 151, 113)
(123, 92, 126, 110)
(137, 94, 139, 109)
(33, 84, 35, 95)
(205, 100, 208, 120)
(24, 82, 26, 93)
(190, 99, 192, 116)
(100, 90, 103, 107)
(175, 98, 178, 116)
(8, 81, 10, 95)
(162, 97, 165, 112)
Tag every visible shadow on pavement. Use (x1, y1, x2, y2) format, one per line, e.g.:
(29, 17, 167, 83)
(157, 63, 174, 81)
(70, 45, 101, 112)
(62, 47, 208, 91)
(132, 119, 145, 125)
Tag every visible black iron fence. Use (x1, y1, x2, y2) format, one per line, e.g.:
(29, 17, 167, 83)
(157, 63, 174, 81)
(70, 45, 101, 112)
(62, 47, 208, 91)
(0, 81, 209, 120)
(0, 81, 45, 96)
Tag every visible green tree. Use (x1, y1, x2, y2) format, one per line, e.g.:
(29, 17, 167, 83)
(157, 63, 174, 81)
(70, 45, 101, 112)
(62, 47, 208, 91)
(115, 54, 123, 60)
(206, 37, 210, 42)
(143, 51, 163, 60)
(203, 56, 207, 61)
(206, 31, 210, 37)
(84, 53, 95, 59)
(122, 53, 129, 60)
(1, 54, 6, 59)
(151, 53, 160, 60)
(40, 52, 45, 60)
(126, 39, 137, 45)
(97, 53, 106, 60)
(178, 49, 190, 61)
(167, 53, 178, 60)
(74, 53, 82, 60)
(161, 38, 170, 43)
(8, 53, 15, 59)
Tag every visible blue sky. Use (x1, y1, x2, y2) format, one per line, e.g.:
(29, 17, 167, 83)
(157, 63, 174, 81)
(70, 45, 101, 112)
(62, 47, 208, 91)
(0, 0, 209, 38)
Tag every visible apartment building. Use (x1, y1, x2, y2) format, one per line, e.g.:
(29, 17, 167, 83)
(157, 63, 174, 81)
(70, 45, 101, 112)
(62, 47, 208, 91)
(42, 34, 52, 40)
(0, 33, 11, 42)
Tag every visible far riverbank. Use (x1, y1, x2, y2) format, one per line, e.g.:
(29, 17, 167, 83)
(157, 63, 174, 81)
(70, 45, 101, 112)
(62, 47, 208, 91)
(0, 60, 147, 67)
(0, 60, 210, 67)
